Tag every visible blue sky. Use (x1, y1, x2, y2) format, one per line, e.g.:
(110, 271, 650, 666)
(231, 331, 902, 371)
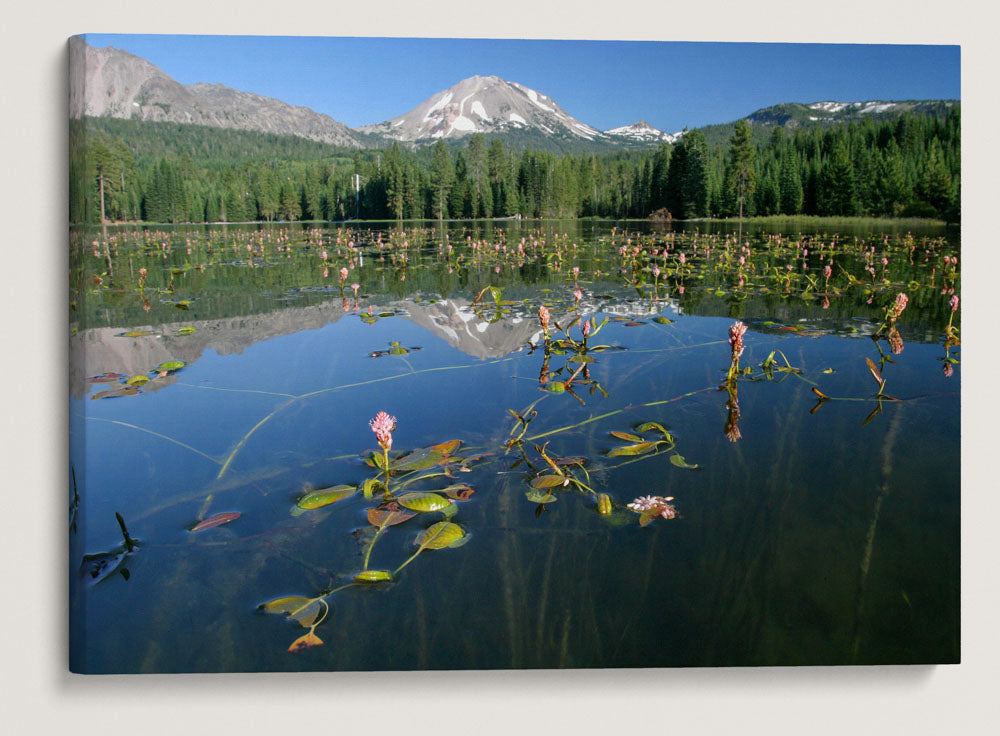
(85, 35, 960, 132)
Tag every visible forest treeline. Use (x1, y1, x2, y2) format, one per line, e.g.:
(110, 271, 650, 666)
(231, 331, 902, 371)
(69, 107, 960, 225)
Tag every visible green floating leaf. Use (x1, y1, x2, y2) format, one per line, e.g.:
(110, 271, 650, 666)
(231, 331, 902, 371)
(297, 485, 357, 510)
(156, 360, 185, 373)
(177, 326, 196, 335)
(610, 431, 642, 443)
(526, 490, 558, 504)
(415, 521, 465, 549)
(545, 382, 566, 393)
(119, 330, 155, 338)
(259, 596, 321, 627)
(635, 422, 672, 440)
(607, 442, 658, 457)
(362, 477, 380, 499)
(397, 492, 453, 513)
(652, 316, 673, 324)
(377, 311, 395, 318)
(392, 440, 462, 471)
(531, 474, 568, 489)
(354, 570, 393, 584)
(125, 374, 150, 386)
(670, 453, 699, 470)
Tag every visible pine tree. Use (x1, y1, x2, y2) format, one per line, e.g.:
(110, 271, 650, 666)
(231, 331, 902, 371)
(725, 120, 756, 219)
(779, 151, 803, 214)
(429, 139, 454, 220)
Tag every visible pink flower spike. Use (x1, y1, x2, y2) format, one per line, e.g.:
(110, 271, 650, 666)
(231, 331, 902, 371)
(950, 294, 959, 312)
(369, 411, 397, 451)
(339, 267, 349, 282)
(538, 306, 550, 330)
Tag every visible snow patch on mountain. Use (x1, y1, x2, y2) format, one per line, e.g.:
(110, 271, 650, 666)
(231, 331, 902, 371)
(809, 101, 848, 113)
(471, 100, 490, 120)
(424, 92, 454, 121)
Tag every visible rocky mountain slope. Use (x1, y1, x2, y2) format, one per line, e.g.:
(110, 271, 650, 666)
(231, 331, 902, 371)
(69, 36, 364, 148)
(746, 99, 958, 128)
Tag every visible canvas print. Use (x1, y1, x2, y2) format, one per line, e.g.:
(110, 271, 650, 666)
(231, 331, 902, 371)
(68, 34, 960, 673)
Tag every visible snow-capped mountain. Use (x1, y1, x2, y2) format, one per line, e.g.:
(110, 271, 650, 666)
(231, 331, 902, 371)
(357, 75, 608, 143)
(603, 120, 684, 144)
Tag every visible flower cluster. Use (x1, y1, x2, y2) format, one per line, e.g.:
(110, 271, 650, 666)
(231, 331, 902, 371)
(627, 495, 678, 519)
(538, 305, 550, 331)
(950, 294, 960, 312)
(888, 327, 904, 355)
(369, 411, 397, 451)
(889, 292, 909, 323)
(728, 321, 748, 361)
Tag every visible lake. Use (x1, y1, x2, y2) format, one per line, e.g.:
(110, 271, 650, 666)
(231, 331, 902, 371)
(69, 218, 960, 672)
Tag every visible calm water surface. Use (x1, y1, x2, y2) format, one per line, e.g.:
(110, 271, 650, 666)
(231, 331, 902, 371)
(69, 219, 960, 672)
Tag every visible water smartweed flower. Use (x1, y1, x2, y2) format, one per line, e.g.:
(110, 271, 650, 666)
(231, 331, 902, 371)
(890, 293, 909, 322)
(370, 411, 396, 451)
(950, 294, 960, 312)
(888, 327, 904, 355)
(729, 321, 748, 361)
(538, 306, 551, 331)
(627, 495, 678, 520)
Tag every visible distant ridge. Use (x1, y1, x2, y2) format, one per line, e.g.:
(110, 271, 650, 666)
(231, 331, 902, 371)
(69, 36, 365, 148)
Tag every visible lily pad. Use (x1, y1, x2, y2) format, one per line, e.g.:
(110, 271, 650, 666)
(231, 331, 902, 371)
(177, 326, 196, 335)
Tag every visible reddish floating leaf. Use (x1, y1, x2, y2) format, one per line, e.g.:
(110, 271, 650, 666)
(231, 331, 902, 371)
(190, 512, 241, 532)
(89, 373, 126, 383)
(812, 387, 829, 400)
(367, 505, 417, 528)
(287, 632, 323, 653)
(865, 357, 883, 386)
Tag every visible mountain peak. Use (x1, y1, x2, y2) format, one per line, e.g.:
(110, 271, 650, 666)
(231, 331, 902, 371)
(357, 75, 606, 143)
(604, 120, 683, 144)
